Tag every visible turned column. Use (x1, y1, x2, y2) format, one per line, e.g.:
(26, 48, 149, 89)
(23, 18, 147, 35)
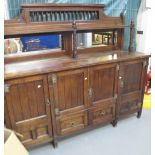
(128, 20, 135, 52)
(72, 21, 77, 58)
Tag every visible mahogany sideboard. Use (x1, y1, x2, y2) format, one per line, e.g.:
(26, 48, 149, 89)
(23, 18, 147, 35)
(4, 3, 150, 148)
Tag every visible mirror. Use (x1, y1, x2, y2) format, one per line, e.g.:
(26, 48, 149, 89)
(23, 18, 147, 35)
(77, 31, 118, 48)
(4, 34, 62, 55)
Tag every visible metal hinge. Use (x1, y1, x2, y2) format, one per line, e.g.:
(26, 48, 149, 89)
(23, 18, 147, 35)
(143, 61, 147, 68)
(88, 88, 93, 98)
(116, 64, 120, 71)
(55, 108, 60, 115)
(52, 74, 57, 84)
(49, 74, 57, 85)
(46, 98, 51, 105)
(4, 84, 10, 93)
(114, 94, 118, 99)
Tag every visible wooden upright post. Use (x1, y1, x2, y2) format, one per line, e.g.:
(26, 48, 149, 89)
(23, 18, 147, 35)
(72, 21, 77, 58)
(128, 20, 135, 52)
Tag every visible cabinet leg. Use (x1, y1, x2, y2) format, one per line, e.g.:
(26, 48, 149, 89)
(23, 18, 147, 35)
(52, 139, 58, 148)
(111, 119, 117, 127)
(137, 110, 142, 119)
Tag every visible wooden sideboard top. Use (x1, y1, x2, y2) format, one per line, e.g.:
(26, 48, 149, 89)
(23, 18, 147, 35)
(5, 51, 150, 80)
(21, 3, 105, 8)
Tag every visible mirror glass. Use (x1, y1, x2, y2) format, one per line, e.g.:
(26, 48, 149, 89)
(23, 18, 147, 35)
(4, 34, 62, 55)
(77, 31, 118, 48)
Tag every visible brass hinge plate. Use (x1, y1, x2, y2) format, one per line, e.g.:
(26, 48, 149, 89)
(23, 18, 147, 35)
(88, 88, 93, 98)
(116, 64, 120, 71)
(143, 61, 147, 68)
(4, 84, 10, 93)
(114, 94, 118, 99)
(55, 108, 60, 115)
(52, 74, 57, 84)
(46, 98, 51, 105)
(49, 74, 57, 85)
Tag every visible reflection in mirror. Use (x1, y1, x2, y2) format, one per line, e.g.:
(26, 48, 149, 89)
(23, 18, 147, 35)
(4, 34, 62, 55)
(77, 31, 118, 48)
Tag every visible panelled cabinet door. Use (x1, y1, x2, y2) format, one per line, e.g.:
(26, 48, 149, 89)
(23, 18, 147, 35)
(89, 63, 118, 125)
(5, 75, 53, 148)
(118, 59, 148, 116)
(48, 68, 89, 136)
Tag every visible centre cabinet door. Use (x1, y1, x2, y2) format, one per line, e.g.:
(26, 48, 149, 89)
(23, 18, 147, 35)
(89, 63, 118, 125)
(5, 75, 53, 148)
(48, 68, 89, 136)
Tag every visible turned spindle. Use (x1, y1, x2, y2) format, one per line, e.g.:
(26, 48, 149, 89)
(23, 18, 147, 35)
(128, 20, 135, 52)
(72, 21, 77, 58)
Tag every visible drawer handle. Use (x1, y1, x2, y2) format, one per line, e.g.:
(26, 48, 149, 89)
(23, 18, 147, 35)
(70, 122, 75, 127)
(100, 111, 106, 116)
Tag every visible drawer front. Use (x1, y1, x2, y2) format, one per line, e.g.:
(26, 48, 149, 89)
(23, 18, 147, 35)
(56, 111, 88, 136)
(119, 91, 141, 116)
(91, 103, 115, 126)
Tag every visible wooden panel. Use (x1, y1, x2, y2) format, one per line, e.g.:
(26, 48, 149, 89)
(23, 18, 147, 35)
(56, 110, 88, 136)
(7, 80, 46, 122)
(121, 62, 143, 94)
(89, 63, 118, 125)
(8, 85, 24, 122)
(91, 102, 115, 125)
(16, 115, 48, 132)
(35, 80, 46, 115)
(5, 75, 53, 147)
(4, 97, 12, 128)
(119, 91, 141, 115)
(118, 60, 146, 116)
(89, 63, 118, 104)
(49, 68, 88, 115)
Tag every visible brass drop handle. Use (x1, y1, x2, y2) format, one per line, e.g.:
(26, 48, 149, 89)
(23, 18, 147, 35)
(100, 111, 106, 116)
(119, 76, 124, 88)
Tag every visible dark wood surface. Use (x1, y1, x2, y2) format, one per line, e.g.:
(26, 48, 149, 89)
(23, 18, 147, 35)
(4, 20, 125, 36)
(5, 51, 150, 80)
(21, 3, 105, 7)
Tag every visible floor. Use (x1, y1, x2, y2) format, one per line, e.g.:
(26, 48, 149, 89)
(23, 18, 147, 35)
(29, 109, 151, 155)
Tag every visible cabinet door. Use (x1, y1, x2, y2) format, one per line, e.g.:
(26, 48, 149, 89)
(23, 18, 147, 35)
(48, 68, 88, 136)
(89, 63, 118, 125)
(118, 60, 148, 116)
(5, 75, 53, 148)
(49, 68, 88, 115)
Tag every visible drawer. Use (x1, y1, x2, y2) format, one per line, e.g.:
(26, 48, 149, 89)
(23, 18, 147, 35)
(91, 103, 115, 125)
(56, 110, 88, 136)
(119, 99, 141, 115)
(119, 92, 141, 115)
